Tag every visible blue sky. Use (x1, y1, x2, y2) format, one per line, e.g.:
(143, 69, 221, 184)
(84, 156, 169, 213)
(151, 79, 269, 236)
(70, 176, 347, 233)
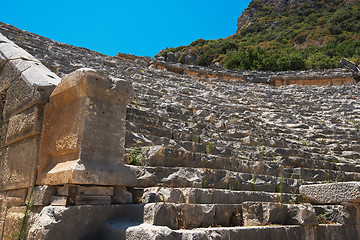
(2, 0, 251, 57)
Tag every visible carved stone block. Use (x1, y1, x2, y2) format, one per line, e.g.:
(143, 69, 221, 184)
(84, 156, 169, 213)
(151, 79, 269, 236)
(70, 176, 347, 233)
(37, 68, 136, 186)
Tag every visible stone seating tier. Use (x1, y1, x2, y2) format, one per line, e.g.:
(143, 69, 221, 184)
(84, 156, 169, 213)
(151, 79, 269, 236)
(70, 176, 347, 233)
(0, 22, 359, 239)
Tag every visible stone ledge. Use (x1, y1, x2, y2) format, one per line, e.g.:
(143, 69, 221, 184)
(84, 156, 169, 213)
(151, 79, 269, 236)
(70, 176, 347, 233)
(123, 223, 359, 240)
(300, 182, 360, 204)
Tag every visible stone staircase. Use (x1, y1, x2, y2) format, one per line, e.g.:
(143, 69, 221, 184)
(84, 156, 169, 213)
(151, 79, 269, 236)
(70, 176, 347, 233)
(0, 22, 359, 239)
(111, 65, 359, 238)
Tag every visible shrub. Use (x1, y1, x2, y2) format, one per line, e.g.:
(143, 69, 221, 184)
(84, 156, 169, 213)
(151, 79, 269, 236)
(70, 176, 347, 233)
(224, 47, 278, 71)
(305, 52, 336, 69)
(224, 51, 243, 70)
(218, 41, 238, 54)
(329, 8, 352, 24)
(328, 25, 342, 35)
(196, 54, 213, 66)
(129, 147, 145, 166)
(294, 32, 308, 44)
(277, 53, 306, 71)
(190, 39, 208, 47)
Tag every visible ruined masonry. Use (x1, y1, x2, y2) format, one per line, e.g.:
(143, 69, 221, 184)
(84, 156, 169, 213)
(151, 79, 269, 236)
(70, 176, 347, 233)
(0, 21, 360, 240)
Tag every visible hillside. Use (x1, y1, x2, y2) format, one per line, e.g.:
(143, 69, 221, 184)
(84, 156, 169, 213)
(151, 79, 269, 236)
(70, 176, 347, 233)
(157, 0, 360, 71)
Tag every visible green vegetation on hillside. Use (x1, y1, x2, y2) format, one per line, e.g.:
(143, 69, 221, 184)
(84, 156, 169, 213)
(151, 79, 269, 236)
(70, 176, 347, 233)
(159, 0, 360, 71)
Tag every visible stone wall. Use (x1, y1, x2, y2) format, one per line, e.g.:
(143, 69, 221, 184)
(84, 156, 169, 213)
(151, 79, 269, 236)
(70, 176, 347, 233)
(0, 32, 60, 239)
(0, 32, 60, 190)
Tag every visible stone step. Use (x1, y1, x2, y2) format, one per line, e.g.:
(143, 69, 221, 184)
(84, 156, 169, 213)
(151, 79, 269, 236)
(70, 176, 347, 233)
(126, 145, 360, 181)
(125, 109, 357, 148)
(129, 165, 306, 193)
(103, 201, 358, 234)
(140, 201, 357, 229)
(110, 223, 359, 240)
(127, 106, 166, 120)
(142, 203, 242, 229)
(133, 187, 302, 205)
(126, 124, 359, 174)
(126, 103, 359, 144)
(102, 202, 359, 239)
(127, 107, 194, 125)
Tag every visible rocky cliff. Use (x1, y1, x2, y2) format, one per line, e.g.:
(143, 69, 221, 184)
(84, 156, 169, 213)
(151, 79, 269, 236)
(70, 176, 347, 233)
(158, 0, 360, 71)
(237, 0, 355, 31)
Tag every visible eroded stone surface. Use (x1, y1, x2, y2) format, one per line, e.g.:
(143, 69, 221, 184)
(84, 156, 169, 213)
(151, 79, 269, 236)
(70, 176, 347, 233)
(112, 186, 132, 204)
(28, 205, 144, 240)
(0, 192, 6, 221)
(2, 206, 26, 240)
(37, 68, 136, 186)
(0, 32, 60, 191)
(287, 203, 318, 226)
(29, 185, 57, 206)
(144, 203, 179, 229)
(124, 223, 360, 240)
(5, 189, 28, 208)
(242, 202, 288, 226)
(300, 182, 360, 204)
(0, 137, 41, 191)
(314, 205, 358, 225)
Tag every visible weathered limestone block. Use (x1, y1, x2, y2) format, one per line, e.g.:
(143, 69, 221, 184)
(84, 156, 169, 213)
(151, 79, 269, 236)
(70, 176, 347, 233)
(142, 187, 186, 203)
(0, 33, 60, 120)
(185, 188, 212, 204)
(272, 76, 355, 87)
(314, 205, 358, 225)
(287, 204, 318, 226)
(52, 185, 114, 206)
(143, 203, 179, 229)
(50, 196, 75, 206)
(0, 221, 4, 239)
(178, 204, 215, 229)
(242, 202, 287, 226)
(29, 205, 143, 239)
(5, 189, 28, 207)
(145, 145, 165, 166)
(0, 33, 38, 61)
(57, 185, 113, 196)
(5, 105, 43, 144)
(0, 191, 6, 221)
(75, 196, 111, 205)
(0, 136, 41, 190)
(300, 182, 360, 204)
(112, 186, 132, 204)
(0, 34, 60, 191)
(37, 68, 136, 186)
(214, 204, 242, 227)
(3, 74, 47, 121)
(29, 185, 57, 206)
(126, 224, 181, 240)
(2, 206, 26, 240)
(212, 190, 237, 204)
(241, 202, 263, 226)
